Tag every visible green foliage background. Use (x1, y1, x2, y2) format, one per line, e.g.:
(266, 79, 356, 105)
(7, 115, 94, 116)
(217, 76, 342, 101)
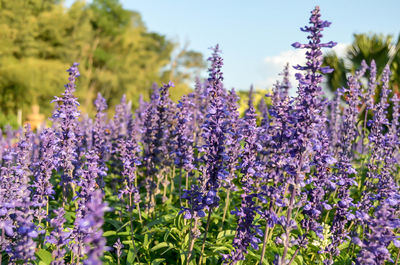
(0, 0, 205, 126)
(324, 33, 400, 96)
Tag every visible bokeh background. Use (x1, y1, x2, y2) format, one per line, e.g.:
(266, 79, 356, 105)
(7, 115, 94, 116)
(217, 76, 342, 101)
(1, 0, 399, 129)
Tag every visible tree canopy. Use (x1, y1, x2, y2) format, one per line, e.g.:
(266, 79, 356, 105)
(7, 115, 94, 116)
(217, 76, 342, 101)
(0, 0, 205, 127)
(323, 33, 400, 97)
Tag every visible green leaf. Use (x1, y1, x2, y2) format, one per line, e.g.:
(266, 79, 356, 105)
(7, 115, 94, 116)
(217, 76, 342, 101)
(35, 249, 53, 265)
(126, 247, 136, 265)
(106, 219, 123, 230)
(103, 230, 117, 237)
(146, 217, 164, 228)
(151, 258, 166, 265)
(103, 254, 116, 264)
(294, 254, 304, 265)
(217, 230, 236, 239)
(210, 245, 231, 252)
(151, 242, 174, 252)
(143, 233, 149, 249)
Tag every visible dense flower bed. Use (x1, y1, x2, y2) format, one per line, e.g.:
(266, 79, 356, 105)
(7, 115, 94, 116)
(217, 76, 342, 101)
(0, 6, 399, 265)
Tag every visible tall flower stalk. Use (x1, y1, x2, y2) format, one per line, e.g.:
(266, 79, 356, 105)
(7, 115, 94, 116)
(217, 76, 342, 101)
(51, 62, 81, 202)
(197, 44, 230, 265)
(280, 6, 336, 264)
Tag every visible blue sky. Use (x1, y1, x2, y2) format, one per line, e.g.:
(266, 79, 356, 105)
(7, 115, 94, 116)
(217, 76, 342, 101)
(120, 1, 400, 91)
(67, 0, 400, 91)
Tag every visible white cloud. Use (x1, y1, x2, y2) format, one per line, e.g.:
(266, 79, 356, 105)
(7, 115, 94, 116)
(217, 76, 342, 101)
(257, 43, 349, 95)
(332, 42, 348, 58)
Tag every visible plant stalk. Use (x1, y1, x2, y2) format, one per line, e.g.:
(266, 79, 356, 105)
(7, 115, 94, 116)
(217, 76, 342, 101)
(186, 217, 198, 265)
(199, 208, 213, 265)
(259, 226, 270, 265)
(287, 248, 300, 265)
(129, 193, 141, 264)
(280, 183, 297, 264)
(221, 189, 231, 225)
(395, 248, 400, 265)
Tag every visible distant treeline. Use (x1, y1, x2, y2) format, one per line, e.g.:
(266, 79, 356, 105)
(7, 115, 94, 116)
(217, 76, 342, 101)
(0, 0, 205, 127)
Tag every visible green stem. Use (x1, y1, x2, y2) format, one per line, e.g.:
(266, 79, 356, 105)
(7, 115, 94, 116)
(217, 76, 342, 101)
(199, 208, 213, 265)
(45, 197, 49, 227)
(185, 172, 189, 209)
(221, 189, 230, 226)
(395, 248, 400, 265)
(129, 194, 141, 264)
(137, 203, 142, 223)
(259, 225, 270, 265)
(186, 171, 189, 190)
(169, 167, 176, 201)
(179, 168, 183, 206)
(186, 217, 198, 265)
(361, 106, 368, 154)
(281, 183, 297, 264)
(287, 248, 300, 265)
(134, 174, 142, 223)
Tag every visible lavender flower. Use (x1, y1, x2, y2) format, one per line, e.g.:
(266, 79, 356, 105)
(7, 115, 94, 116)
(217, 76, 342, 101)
(132, 95, 148, 141)
(113, 238, 124, 264)
(5, 126, 39, 263)
(277, 6, 336, 263)
(224, 104, 263, 264)
(81, 190, 109, 265)
(76, 151, 101, 219)
(31, 129, 56, 209)
(93, 93, 110, 187)
(354, 66, 400, 264)
(111, 95, 134, 143)
(118, 135, 141, 206)
(46, 207, 70, 265)
(141, 81, 175, 210)
(199, 44, 230, 209)
(171, 95, 195, 172)
(51, 62, 81, 195)
(225, 88, 241, 191)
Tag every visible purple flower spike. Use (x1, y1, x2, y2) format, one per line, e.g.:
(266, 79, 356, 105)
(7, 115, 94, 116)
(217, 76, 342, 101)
(199, 44, 230, 209)
(82, 190, 109, 265)
(46, 207, 71, 265)
(224, 103, 263, 263)
(51, 62, 81, 192)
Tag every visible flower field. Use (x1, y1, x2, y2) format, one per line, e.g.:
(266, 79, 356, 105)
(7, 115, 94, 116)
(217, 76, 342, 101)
(0, 6, 399, 265)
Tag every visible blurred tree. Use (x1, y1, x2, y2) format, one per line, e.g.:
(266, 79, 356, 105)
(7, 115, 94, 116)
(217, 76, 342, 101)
(323, 33, 400, 96)
(0, 0, 205, 128)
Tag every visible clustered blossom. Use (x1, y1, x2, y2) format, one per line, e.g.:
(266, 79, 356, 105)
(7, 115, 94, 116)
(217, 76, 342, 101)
(46, 208, 70, 265)
(224, 88, 241, 191)
(113, 238, 124, 263)
(118, 135, 141, 205)
(198, 45, 230, 209)
(223, 103, 263, 264)
(323, 63, 368, 261)
(80, 190, 109, 265)
(3, 127, 40, 263)
(352, 65, 400, 264)
(111, 95, 134, 153)
(93, 93, 110, 186)
(171, 95, 195, 172)
(265, 6, 338, 264)
(51, 63, 81, 187)
(31, 129, 56, 209)
(140, 82, 176, 210)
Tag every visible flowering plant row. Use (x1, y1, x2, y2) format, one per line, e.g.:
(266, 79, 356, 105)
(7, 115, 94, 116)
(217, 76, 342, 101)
(0, 6, 399, 265)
